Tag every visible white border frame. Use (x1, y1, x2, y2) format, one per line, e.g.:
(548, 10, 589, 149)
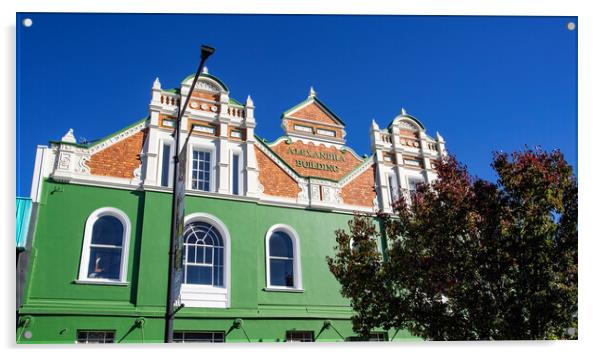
(265, 224, 303, 292)
(230, 145, 244, 196)
(188, 139, 217, 192)
(76, 207, 131, 285)
(181, 212, 231, 308)
(158, 137, 174, 188)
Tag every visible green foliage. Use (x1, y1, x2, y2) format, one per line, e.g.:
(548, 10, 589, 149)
(327, 148, 578, 340)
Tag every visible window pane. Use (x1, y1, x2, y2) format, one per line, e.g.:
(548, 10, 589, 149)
(91, 216, 123, 246)
(214, 247, 223, 287)
(201, 246, 213, 264)
(389, 175, 398, 202)
(213, 265, 222, 287)
(161, 143, 171, 187)
(173, 331, 225, 343)
(186, 245, 195, 263)
(192, 149, 211, 192)
(87, 247, 122, 280)
(77, 330, 115, 344)
(409, 179, 422, 192)
(270, 258, 294, 287)
(368, 332, 388, 341)
(286, 331, 314, 342)
(186, 265, 212, 285)
(232, 155, 239, 195)
(269, 231, 293, 258)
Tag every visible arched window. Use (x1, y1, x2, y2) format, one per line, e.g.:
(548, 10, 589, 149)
(181, 213, 231, 308)
(265, 224, 302, 291)
(183, 222, 224, 287)
(78, 208, 131, 284)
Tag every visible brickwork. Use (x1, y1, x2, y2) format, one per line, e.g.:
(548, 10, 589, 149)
(288, 102, 341, 126)
(255, 145, 301, 198)
(270, 140, 362, 181)
(191, 91, 219, 101)
(341, 165, 377, 207)
(88, 130, 146, 178)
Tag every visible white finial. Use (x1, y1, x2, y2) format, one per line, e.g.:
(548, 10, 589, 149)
(246, 95, 254, 107)
(61, 128, 77, 143)
(202, 66, 209, 74)
(401, 107, 407, 116)
(153, 77, 161, 89)
(371, 119, 380, 131)
(309, 86, 316, 98)
(436, 131, 445, 142)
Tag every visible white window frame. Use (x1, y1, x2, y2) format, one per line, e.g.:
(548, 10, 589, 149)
(181, 212, 231, 308)
(265, 224, 303, 292)
(316, 128, 336, 137)
(158, 138, 174, 188)
(230, 148, 244, 196)
(77, 207, 131, 285)
(407, 177, 424, 193)
(294, 124, 313, 134)
(188, 141, 217, 192)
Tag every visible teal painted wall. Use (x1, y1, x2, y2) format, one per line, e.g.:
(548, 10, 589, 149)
(16, 197, 32, 248)
(18, 180, 419, 343)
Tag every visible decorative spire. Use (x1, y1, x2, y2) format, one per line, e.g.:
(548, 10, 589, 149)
(309, 86, 316, 98)
(61, 128, 77, 143)
(202, 66, 209, 74)
(153, 77, 161, 89)
(371, 118, 380, 131)
(246, 95, 254, 107)
(436, 131, 445, 142)
(401, 107, 407, 116)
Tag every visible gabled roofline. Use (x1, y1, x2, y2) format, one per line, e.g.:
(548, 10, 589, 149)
(49, 116, 149, 149)
(228, 97, 243, 107)
(338, 154, 375, 186)
(281, 96, 346, 126)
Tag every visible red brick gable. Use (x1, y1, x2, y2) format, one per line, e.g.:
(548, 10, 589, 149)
(341, 165, 377, 207)
(288, 102, 340, 126)
(88, 130, 146, 179)
(255, 145, 301, 198)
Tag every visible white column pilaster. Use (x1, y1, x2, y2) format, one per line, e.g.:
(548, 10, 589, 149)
(217, 121, 230, 194)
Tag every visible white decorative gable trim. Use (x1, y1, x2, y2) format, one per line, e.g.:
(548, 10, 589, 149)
(338, 157, 374, 188)
(50, 119, 147, 183)
(89, 120, 147, 155)
(194, 80, 220, 92)
(254, 141, 303, 183)
(285, 98, 344, 128)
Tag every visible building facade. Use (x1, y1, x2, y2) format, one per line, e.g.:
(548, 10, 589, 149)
(17, 68, 446, 343)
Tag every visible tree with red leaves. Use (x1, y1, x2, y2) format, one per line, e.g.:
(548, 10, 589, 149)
(327, 148, 577, 340)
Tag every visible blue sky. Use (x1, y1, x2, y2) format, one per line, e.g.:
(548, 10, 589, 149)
(16, 14, 577, 197)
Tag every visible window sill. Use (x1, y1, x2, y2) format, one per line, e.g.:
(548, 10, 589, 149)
(264, 287, 305, 293)
(73, 279, 129, 286)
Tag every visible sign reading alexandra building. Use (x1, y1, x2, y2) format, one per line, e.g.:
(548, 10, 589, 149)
(288, 147, 345, 173)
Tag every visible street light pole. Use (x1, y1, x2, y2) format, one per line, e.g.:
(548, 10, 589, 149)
(164, 45, 215, 343)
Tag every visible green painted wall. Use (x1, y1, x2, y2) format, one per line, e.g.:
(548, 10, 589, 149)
(16, 315, 416, 344)
(18, 180, 419, 343)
